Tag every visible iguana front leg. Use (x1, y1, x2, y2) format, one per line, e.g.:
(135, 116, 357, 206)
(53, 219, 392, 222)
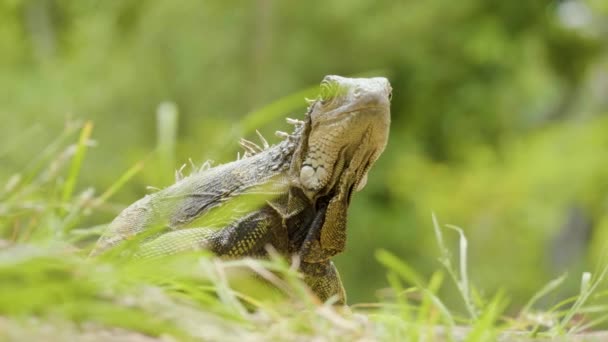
(290, 201, 347, 304)
(299, 260, 346, 304)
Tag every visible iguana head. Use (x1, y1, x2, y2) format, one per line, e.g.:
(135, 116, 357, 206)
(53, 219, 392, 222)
(296, 75, 391, 201)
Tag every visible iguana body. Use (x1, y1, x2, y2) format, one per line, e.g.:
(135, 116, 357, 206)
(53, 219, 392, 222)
(91, 75, 392, 303)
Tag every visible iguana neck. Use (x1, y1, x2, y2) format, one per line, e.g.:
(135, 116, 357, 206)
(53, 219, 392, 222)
(287, 107, 313, 181)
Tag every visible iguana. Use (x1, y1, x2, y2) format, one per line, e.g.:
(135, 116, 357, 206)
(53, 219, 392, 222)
(91, 75, 392, 304)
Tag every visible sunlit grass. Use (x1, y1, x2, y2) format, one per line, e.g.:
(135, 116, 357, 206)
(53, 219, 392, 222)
(2, 113, 608, 341)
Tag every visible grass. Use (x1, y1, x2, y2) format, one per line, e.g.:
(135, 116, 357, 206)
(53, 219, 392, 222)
(2, 114, 608, 341)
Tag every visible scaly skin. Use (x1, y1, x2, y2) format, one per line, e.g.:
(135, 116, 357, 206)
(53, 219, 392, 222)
(91, 75, 392, 304)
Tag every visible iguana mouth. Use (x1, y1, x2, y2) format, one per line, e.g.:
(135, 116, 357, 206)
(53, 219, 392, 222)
(312, 105, 389, 125)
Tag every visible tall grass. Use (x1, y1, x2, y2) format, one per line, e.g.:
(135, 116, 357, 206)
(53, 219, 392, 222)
(2, 111, 608, 341)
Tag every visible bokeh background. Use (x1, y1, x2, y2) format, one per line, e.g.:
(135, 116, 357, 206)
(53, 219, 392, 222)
(1, 0, 608, 309)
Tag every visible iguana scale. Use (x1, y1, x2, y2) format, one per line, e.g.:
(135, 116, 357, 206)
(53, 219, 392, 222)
(91, 75, 392, 304)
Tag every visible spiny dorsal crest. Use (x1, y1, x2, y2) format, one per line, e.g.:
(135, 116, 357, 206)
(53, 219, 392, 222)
(173, 116, 305, 182)
(174, 158, 215, 182)
(236, 117, 304, 161)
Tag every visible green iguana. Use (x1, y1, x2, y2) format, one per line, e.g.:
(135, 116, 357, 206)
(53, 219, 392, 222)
(91, 75, 392, 304)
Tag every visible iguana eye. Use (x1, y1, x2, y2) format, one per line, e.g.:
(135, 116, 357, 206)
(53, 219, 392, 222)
(319, 79, 339, 105)
(319, 81, 332, 103)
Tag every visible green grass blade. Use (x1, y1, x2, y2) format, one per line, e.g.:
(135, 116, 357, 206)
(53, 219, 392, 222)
(521, 273, 567, 315)
(376, 249, 425, 288)
(96, 160, 145, 205)
(61, 121, 94, 206)
(465, 291, 508, 342)
(156, 101, 178, 184)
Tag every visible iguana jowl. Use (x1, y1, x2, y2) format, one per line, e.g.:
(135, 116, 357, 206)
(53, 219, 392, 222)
(91, 75, 392, 304)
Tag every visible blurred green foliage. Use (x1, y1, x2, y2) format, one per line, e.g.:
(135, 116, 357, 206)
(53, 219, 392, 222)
(1, 0, 608, 310)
